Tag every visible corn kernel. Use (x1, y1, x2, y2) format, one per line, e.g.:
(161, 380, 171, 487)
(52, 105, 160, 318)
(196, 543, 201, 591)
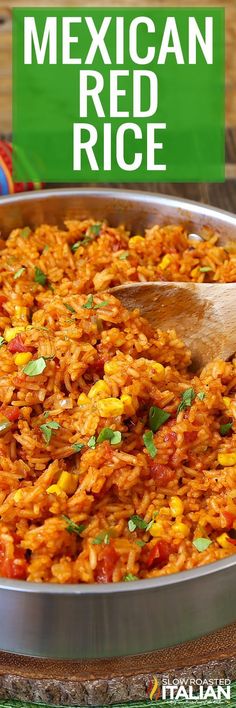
(104, 359, 120, 375)
(129, 235, 145, 247)
(149, 361, 165, 379)
(58, 471, 78, 495)
(13, 489, 23, 502)
(97, 397, 124, 417)
(46, 484, 62, 496)
(159, 255, 171, 271)
(14, 352, 32, 367)
(191, 266, 200, 278)
(78, 392, 89, 405)
(216, 532, 232, 549)
(172, 521, 189, 537)
(88, 380, 110, 400)
(223, 397, 231, 409)
(170, 496, 184, 517)
(14, 305, 28, 320)
(120, 393, 136, 415)
(149, 520, 164, 537)
(218, 452, 236, 467)
(4, 326, 25, 343)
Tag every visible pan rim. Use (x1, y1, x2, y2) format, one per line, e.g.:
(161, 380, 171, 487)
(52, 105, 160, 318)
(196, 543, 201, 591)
(0, 186, 236, 227)
(0, 187, 235, 595)
(0, 554, 235, 594)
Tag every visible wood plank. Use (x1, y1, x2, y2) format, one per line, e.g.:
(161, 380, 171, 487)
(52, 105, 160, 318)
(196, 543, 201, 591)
(0, 623, 235, 706)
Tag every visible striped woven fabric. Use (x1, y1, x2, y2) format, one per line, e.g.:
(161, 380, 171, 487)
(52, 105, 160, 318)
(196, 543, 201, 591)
(0, 140, 43, 194)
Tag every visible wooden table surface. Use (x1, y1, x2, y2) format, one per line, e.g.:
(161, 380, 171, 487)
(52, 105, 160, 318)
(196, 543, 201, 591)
(1, 0, 236, 212)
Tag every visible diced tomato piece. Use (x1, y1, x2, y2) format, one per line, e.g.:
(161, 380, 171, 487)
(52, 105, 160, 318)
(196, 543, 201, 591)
(0, 557, 27, 580)
(8, 334, 29, 354)
(128, 270, 140, 281)
(1, 405, 20, 422)
(13, 375, 27, 386)
(229, 538, 236, 546)
(184, 431, 198, 443)
(93, 356, 106, 375)
(163, 421, 177, 445)
(0, 295, 7, 313)
(149, 461, 175, 486)
(112, 240, 123, 252)
(101, 440, 113, 462)
(95, 545, 118, 583)
(223, 512, 236, 529)
(146, 540, 172, 569)
(0, 540, 27, 580)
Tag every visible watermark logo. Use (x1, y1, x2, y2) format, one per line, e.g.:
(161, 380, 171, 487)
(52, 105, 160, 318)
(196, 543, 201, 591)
(148, 676, 161, 701)
(147, 675, 231, 701)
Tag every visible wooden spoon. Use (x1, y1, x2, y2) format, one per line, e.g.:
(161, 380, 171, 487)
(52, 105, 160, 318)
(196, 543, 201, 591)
(112, 282, 236, 370)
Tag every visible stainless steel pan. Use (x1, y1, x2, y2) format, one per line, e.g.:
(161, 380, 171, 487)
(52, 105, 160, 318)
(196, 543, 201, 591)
(0, 188, 236, 660)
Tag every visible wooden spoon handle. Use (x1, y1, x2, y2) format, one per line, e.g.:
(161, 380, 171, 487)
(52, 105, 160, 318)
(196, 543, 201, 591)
(112, 282, 236, 370)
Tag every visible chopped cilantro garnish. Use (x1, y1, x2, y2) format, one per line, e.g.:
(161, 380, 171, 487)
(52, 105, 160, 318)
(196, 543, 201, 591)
(14, 266, 25, 280)
(34, 266, 47, 286)
(72, 237, 92, 252)
(87, 435, 96, 449)
(149, 405, 170, 433)
(199, 266, 213, 273)
(143, 430, 157, 458)
(89, 223, 102, 236)
(193, 537, 212, 552)
(119, 252, 129, 260)
(92, 530, 111, 545)
(97, 428, 122, 445)
(136, 539, 146, 547)
(220, 421, 233, 437)
(94, 300, 110, 309)
(124, 574, 138, 581)
(20, 227, 31, 239)
(0, 336, 5, 348)
(177, 387, 195, 414)
(23, 357, 47, 377)
(80, 236, 92, 246)
(64, 303, 76, 314)
(62, 515, 85, 536)
(82, 295, 110, 311)
(128, 515, 154, 532)
(43, 245, 49, 254)
(72, 442, 85, 453)
(40, 420, 61, 444)
(71, 242, 81, 252)
(71, 225, 101, 252)
(82, 294, 94, 310)
(128, 518, 137, 532)
(197, 392, 205, 401)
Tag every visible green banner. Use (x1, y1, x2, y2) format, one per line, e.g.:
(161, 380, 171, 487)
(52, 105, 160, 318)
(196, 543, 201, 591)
(13, 8, 225, 183)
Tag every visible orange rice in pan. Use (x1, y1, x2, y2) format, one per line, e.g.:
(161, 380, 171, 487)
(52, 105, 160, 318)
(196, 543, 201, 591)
(0, 219, 235, 584)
